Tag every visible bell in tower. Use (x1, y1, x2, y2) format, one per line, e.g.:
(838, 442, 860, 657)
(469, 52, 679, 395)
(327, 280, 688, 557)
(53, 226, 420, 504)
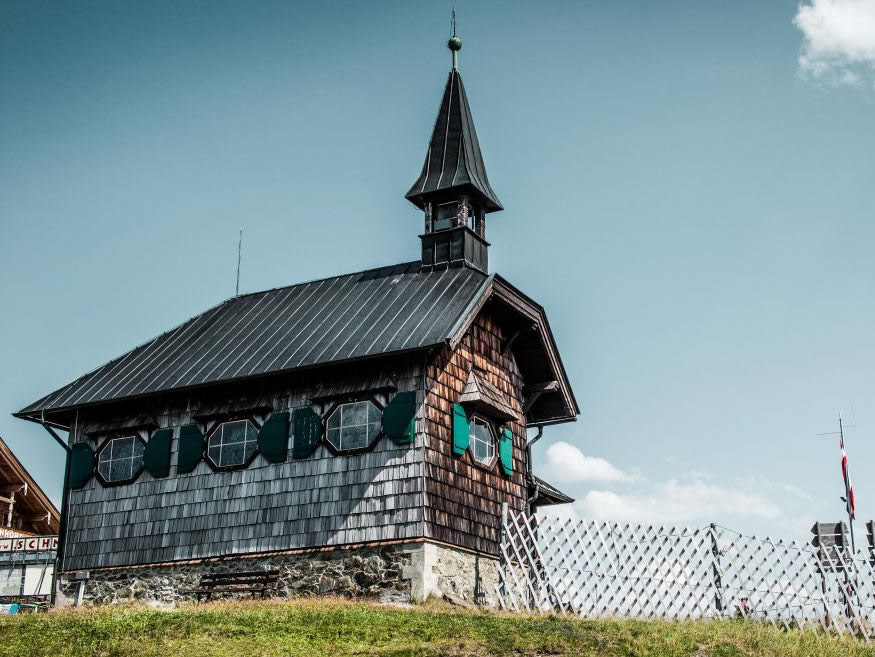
(406, 19, 502, 273)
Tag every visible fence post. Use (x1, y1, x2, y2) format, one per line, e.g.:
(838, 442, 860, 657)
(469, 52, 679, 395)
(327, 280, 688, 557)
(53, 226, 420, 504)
(499, 502, 508, 602)
(709, 523, 723, 616)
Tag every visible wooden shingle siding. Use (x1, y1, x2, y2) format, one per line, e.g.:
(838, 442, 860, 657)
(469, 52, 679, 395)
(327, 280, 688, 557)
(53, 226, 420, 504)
(62, 361, 425, 571)
(423, 307, 527, 556)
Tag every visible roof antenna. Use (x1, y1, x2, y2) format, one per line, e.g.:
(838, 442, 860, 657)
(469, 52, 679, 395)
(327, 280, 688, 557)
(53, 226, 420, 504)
(236, 227, 243, 296)
(448, 6, 461, 71)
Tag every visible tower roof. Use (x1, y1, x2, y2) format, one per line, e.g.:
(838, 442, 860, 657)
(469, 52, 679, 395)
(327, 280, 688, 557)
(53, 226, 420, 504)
(405, 69, 503, 213)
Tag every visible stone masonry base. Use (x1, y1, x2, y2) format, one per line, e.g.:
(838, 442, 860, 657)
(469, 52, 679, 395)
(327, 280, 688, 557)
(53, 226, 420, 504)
(58, 541, 500, 607)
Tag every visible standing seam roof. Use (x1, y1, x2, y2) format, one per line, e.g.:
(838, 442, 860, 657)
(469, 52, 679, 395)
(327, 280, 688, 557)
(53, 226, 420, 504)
(18, 262, 488, 414)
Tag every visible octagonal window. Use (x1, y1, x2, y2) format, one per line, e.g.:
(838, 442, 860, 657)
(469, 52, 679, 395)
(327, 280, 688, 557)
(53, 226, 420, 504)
(326, 400, 381, 453)
(470, 416, 495, 466)
(207, 419, 258, 469)
(97, 436, 146, 483)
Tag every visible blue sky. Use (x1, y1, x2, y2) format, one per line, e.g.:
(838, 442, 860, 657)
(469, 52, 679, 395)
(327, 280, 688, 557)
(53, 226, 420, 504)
(1, 0, 874, 543)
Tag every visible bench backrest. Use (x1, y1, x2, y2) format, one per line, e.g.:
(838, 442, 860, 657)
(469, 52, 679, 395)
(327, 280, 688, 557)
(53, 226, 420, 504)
(199, 571, 280, 586)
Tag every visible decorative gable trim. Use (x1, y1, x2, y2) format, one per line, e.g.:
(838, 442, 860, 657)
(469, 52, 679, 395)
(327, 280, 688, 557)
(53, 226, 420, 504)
(444, 275, 579, 426)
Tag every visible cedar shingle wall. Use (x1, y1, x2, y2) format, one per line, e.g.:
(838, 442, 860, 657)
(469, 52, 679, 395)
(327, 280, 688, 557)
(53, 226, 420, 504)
(63, 362, 424, 571)
(423, 309, 527, 556)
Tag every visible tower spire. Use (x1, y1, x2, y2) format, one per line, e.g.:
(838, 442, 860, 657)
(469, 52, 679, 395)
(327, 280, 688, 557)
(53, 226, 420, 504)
(449, 8, 461, 71)
(406, 18, 502, 273)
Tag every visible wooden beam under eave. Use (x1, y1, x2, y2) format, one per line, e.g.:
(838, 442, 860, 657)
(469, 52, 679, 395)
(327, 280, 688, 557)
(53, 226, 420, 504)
(523, 381, 560, 414)
(500, 329, 521, 355)
(25, 512, 52, 524)
(523, 381, 560, 395)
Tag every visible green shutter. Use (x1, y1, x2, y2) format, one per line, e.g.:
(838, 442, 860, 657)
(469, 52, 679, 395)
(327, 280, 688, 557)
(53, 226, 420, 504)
(258, 412, 290, 463)
(177, 424, 204, 473)
(452, 403, 470, 456)
(68, 442, 94, 489)
(292, 407, 322, 458)
(498, 426, 513, 477)
(383, 392, 416, 445)
(143, 429, 172, 478)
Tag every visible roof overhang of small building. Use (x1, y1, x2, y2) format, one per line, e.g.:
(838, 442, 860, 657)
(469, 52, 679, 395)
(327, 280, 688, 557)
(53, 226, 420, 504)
(528, 474, 575, 508)
(0, 436, 60, 535)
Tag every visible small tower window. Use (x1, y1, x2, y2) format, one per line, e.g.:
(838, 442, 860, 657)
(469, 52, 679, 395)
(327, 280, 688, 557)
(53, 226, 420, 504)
(97, 436, 146, 484)
(470, 416, 496, 466)
(433, 202, 458, 231)
(207, 419, 258, 469)
(326, 400, 382, 453)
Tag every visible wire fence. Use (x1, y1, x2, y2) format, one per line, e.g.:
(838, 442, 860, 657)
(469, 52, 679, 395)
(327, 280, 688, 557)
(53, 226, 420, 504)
(495, 506, 875, 641)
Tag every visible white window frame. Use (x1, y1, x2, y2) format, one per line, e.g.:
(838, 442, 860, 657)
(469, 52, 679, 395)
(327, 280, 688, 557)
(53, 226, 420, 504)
(325, 400, 382, 453)
(469, 415, 496, 467)
(206, 419, 259, 469)
(97, 435, 145, 483)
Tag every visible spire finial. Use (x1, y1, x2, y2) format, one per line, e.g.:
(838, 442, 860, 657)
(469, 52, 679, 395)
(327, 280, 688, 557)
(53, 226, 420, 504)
(448, 7, 462, 71)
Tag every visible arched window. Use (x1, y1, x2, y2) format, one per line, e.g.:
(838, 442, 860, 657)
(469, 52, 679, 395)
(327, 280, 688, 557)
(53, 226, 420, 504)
(470, 416, 496, 467)
(325, 400, 382, 453)
(206, 419, 258, 469)
(97, 436, 146, 484)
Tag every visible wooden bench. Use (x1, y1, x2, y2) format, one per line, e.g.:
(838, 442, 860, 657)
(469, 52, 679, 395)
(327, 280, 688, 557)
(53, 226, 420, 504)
(182, 570, 280, 602)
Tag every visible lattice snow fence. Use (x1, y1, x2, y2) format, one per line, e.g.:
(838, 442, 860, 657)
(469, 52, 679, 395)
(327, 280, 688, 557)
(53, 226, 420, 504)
(496, 506, 875, 641)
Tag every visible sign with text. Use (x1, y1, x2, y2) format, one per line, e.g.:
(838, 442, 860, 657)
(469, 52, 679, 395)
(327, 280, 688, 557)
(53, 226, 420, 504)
(0, 536, 57, 553)
(0, 529, 31, 539)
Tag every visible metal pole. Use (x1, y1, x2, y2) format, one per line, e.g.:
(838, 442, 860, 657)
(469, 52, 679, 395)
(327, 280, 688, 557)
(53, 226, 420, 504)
(40, 411, 72, 608)
(840, 418, 856, 554)
(235, 227, 243, 296)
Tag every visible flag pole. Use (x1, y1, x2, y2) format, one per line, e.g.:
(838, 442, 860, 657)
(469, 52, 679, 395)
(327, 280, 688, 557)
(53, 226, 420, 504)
(840, 415, 856, 554)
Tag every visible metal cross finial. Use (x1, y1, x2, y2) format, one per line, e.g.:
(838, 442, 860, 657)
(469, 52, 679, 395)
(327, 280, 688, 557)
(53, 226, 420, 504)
(448, 6, 462, 70)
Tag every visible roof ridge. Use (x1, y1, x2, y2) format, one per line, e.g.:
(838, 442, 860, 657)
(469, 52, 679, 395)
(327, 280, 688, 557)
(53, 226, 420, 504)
(229, 260, 422, 302)
(16, 262, 492, 417)
(28, 261, 424, 412)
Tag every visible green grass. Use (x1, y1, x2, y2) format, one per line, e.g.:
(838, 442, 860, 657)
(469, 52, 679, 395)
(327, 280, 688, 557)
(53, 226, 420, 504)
(0, 598, 872, 657)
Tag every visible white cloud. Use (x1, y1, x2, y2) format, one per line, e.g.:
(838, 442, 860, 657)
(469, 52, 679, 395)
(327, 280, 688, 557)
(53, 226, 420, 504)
(793, 0, 875, 84)
(572, 476, 781, 525)
(544, 441, 634, 483)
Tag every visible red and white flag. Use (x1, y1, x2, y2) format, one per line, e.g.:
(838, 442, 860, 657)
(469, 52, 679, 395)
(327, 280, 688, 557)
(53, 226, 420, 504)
(841, 433, 855, 520)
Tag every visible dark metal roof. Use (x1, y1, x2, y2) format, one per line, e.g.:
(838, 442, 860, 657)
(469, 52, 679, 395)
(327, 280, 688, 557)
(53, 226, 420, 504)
(529, 474, 574, 507)
(18, 262, 488, 415)
(406, 70, 503, 213)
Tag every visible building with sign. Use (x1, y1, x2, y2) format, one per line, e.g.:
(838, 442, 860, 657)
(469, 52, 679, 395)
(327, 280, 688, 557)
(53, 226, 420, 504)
(0, 437, 58, 538)
(14, 30, 577, 605)
(0, 436, 58, 603)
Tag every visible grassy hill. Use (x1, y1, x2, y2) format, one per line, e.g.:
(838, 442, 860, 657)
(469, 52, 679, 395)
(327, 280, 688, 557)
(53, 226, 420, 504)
(0, 598, 872, 657)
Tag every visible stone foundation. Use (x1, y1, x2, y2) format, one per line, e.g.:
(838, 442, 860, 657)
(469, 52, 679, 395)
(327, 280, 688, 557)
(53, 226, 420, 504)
(59, 545, 412, 606)
(57, 541, 501, 607)
(404, 542, 500, 606)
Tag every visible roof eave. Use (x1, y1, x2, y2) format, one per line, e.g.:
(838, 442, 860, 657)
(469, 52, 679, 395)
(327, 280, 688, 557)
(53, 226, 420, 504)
(14, 343, 439, 419)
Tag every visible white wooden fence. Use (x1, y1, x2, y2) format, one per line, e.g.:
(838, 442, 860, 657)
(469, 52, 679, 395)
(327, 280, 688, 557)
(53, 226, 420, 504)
(496, 506, 875, 641)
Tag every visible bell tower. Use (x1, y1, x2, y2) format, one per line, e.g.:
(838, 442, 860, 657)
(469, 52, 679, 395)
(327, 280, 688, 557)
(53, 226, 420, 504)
(406, 18, 503, 273)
